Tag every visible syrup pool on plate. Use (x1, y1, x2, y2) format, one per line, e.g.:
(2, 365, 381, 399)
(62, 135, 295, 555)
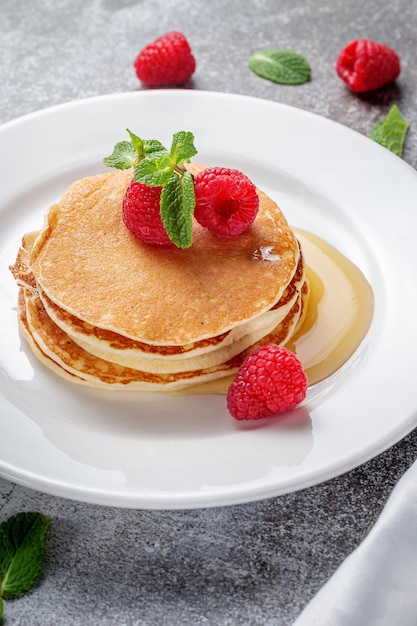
(186, 228, 374, 394)
(289, 228, 374, 385)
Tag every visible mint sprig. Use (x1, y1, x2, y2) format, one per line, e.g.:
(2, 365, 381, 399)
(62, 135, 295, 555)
(370, 105, 409, 157)
(102, 140, 138, 169)
(103, 129, 197, 248)
(248, 49, 311, 85)
(0, 512, 51, 621)
(161, 170, 195, 249)
(134, 153, 175, 187)
(133, 130, 197, 188)
(103, 131, 167, 169)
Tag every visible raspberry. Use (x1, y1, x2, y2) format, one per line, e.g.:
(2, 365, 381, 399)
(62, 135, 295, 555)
(134, 31, 196, 87)
(227, 345, 308, 420)
(336, 39, 400, 93)
(193, 167, 259, 238)
(122, 180, 173, 247)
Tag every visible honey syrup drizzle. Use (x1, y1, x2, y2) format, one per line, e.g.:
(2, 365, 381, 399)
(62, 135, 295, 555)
(288, 229, 374, 385)
(180, 228, 374, 395)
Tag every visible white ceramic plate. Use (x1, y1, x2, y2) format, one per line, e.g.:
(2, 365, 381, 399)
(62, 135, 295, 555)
(1, 90, 417, 509)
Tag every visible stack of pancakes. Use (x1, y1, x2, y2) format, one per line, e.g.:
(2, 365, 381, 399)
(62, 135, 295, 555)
(10, 166, 309, 391)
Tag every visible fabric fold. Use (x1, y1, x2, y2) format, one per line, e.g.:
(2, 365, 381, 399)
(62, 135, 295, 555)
(293, 460, 417, 626)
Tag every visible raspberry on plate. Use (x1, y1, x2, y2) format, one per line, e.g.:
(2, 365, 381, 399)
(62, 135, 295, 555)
(193, 167, 259, 238)
(227, 345, 308, 420)
(122, 180, 174, 247)
(134, 31, 196, 87)
(336, 39, 400, 93)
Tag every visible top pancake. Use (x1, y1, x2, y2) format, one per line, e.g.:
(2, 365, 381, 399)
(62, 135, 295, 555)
(30, 167, 299, 345)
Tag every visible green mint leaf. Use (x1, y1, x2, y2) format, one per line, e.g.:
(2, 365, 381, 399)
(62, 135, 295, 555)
(370, 105, 409, 157)
(370, 120, 384, 144)
(169, 131, 197, 166)
(126, 129, 144, 159)
(160, 171, 195, 248)
(248, 49, 311, 84)
(134, 153, 174, 187)
(0, 512, 50, 599)
(142, 139, 167, 155)
(127, 130, 167, 158)
(103, 131, 168, 171)
(104, 129, 199, 247)
(103, 140, 138, 170)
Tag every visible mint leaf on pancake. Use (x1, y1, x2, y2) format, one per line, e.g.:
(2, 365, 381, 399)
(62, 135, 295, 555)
(370, 105, 409, 157)
(0, 512, 50, 600)
(104, 129, 198, 248)
(161, 171, 195, 248)
(128, 130, 167, 159)
(102, 140, 138, 169)
(127, 129, 144, 159)
(143, 138, 167, 155)
(248, 49, 311, 84)
(134, 153, 174, 186)
(103, 131, 167, 169)
(134, 131, 197, 246)
(169, 130, 197, 164)
(134, 130, 197, 187)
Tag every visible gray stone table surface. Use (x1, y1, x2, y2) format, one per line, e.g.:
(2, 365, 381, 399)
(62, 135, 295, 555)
(1, 0, 417, 624)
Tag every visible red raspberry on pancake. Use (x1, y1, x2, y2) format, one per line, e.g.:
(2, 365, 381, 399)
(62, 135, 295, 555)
(193, 167, 259, 238)
(122, 180, 174, 247)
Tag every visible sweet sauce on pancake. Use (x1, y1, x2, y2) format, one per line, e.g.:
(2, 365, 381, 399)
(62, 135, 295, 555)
(288, 229, 374, 384)
(185, 229, 374, 393)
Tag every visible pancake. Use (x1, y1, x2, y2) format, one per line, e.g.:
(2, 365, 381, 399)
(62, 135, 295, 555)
(11, 164, 310, 391)
(10, 230, 38, 292)
(18, 285, 309, 390)
(29, 168, 300, 345)
(34, 248, 305, 372)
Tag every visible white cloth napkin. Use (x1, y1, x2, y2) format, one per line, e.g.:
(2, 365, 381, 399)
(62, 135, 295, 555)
(293, 459, 417, 626)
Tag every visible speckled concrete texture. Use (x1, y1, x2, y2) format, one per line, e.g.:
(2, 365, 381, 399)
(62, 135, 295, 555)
(1, 1, 417, 624)
(1, 0, 417, 170)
